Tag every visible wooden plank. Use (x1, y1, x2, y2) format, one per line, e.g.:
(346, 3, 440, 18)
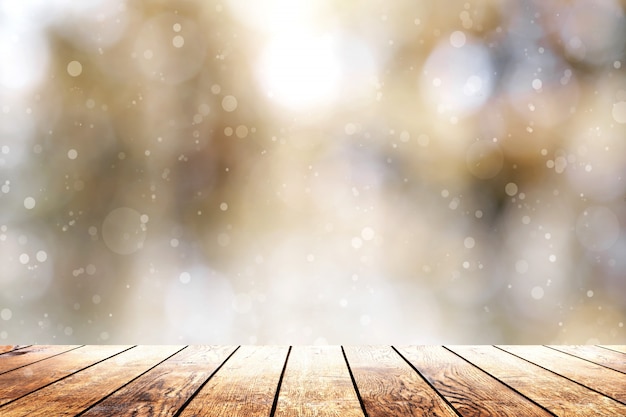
(498, 345, 626, 403)
(0, 345, 81, 375)
(274, 345, 364, 417)
(547, 346, 626, 374)
(448, 345, 626, 416)
(343, 346, 458, 417)
(601, 345, 626, 354)
(0, 345, 132, 407)
(0, 346, 29, 355)
(179, 345, 287, 416)
(396, 345, 552, 417)
(81, 345, 236, 417)
(0, 345, 183, 416)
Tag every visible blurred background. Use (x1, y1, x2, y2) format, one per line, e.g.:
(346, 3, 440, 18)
(0, 0, 625, 344)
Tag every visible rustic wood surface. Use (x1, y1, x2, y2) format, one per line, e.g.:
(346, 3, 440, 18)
(0, 345, 80, 375)
(274, 345, 363, 416)
(0, 345, 624, 416)
(447, 345, 626, 417)
(601, 345, 626, 354)
(0, 345, 184, 416)
(397, 345, 554, 417)
(547, 345, 626, 373)
(497, 345, 626, 403)
(343, 346, 458, 417)
(83, 345, 237, 417)
(179, 345, 286, 417)
(0, 345, 133, 407)
(0, 345, 29, 355)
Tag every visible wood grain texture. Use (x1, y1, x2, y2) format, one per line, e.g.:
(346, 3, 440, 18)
(1, 345, 624, 415)
(0, 345, 81, 375)
(180, 345, 287, 417)
(601, 345, 626, 354)
(448, 345, 626, 417)
(0, 345, 132, 407)
(343, 346, 458, 417)
(0, 346, 28, 355)
(397, 345, 552, 417)
(82, 345, 237, 417)
(0, 345, 183, 416)
(275, 345, 364, 417)
(546, 345, 626, 374)
(497, 345, 626, 403)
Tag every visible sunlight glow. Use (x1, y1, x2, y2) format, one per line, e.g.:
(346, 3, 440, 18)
(226, 0, 317, 34)
(258, 32, 342, 111)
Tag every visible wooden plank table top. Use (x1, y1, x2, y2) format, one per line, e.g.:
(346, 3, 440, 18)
(0, 345, 624, 416)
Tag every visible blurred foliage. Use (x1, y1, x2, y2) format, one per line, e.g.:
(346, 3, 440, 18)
(0, 0, 625, 344)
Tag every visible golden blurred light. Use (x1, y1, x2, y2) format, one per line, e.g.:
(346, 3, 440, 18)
(257, 32, 341, 110)
(0, 0, 624, 345)
(134, 13, 207, 85)
(226, 0, 319, 34)
(0, 24, 49, 92)
(465, 140, 504, 179)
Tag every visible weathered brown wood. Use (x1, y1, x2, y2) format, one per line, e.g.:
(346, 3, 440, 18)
(179, 345, 287, 416)
(601, 345, 626, 354)
(81, 345, 237, 416)
(343, 346, 458, 417)
(0, 346, 29, 355)
(0, 345, 133, 407)
(448, 345, 626, 416)
(0, 345, 81, 375)
(396, 345, 552, 417)
(0, 345, 183, 416)
(274, 345, 364, 417)
(497, 345, 626, 403)
(547, 345, 626, 374)
(0, 344, 624, 415)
